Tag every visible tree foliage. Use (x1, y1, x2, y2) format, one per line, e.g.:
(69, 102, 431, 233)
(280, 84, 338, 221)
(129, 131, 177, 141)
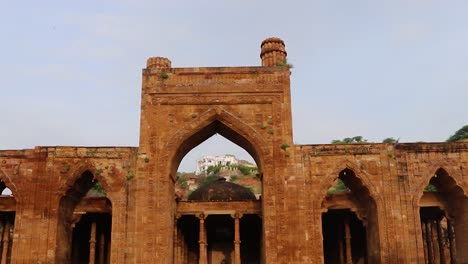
(177, 176, 188, 188)
(424, 184, 438, 192)
(199, 175, 221, 187)
(382, 137, 397, 144)
(327, 179, 350, 194)
(206, 165, 222, 175)
(447, 125, 468, 142)
(331, 136, 368, 144)
(237, 164, 254, 176)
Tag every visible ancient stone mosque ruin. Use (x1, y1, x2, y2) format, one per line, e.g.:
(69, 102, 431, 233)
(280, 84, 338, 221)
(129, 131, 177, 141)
(0, 37, 467, 263)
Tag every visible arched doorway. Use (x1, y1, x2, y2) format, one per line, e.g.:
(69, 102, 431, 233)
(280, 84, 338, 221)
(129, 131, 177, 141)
(321, 168, 380, 264)
(56, 170, 112, 264)
(418, 168, 467, 263)
(171, 119, 263, 264)
(0, 180, 15, 264)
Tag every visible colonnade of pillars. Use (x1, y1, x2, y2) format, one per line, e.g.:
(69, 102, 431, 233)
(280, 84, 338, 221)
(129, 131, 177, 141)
(323, 210, 368, 264)
(71, 216, 110, 264)
(421, 217, 456, 264)
(0, 219, 12, 264)
(174, 213, 243, 264)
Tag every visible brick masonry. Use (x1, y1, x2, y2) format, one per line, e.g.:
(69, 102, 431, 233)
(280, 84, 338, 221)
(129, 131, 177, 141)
(0, 37, 466, 263)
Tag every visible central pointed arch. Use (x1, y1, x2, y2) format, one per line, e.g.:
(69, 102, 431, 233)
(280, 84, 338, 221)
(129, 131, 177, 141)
(168, 108, 267, 264)
(165, 107, 269, 178)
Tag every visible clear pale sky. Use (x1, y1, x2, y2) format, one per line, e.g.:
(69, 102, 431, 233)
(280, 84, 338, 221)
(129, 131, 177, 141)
(1, 1, 467, 172)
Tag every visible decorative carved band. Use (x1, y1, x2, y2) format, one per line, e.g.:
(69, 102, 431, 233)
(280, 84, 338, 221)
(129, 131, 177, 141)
(152, 96, 280, 105)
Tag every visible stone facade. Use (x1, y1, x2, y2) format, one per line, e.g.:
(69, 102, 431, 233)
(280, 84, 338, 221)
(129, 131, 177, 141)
(0, 37, 467, 263)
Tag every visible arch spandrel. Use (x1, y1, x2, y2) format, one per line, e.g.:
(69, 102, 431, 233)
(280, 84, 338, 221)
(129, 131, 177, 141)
(412, 162, 466, 206)
(162, 107, 271, 178)
(58, 161, 122, 201)
(316, 161, 382, 205)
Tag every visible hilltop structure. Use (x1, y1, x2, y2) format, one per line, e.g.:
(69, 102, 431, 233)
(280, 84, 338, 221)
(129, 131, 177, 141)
(0, 37, 467, 263)
(195, 155, 238, 175)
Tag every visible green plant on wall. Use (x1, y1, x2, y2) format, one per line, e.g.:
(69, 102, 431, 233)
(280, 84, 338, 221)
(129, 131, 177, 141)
(91, 182, 107, 197)
(276, 59, 293, 68)
(280, 143, 290, 151)
(424, 184, 438, 192)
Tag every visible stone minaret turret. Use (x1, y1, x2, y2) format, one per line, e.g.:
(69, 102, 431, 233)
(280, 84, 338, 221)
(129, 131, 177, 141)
(146, 56, 172, 69)
(260, 37, 287, 66)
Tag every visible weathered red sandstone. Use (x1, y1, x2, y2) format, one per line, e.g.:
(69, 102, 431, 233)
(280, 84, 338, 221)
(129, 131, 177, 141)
(0, 37, 466, 263)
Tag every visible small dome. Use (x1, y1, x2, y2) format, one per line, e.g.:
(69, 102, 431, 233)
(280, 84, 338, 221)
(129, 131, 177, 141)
(188, 178, 256, 201)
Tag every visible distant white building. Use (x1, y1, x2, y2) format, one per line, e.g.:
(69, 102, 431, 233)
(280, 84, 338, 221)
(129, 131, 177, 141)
(195, 155, 238, 175)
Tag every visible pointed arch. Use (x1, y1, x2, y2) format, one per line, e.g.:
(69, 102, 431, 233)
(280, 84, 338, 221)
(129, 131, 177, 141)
(0, 169, 19, 199)
(56, 167, 113, 263)
(415, 166, 467, 263)
(317, 161, 382, 204)
(318, 163, 383, 263)
(413, 165, 465, 205)
(163, 107, 269, 178)
(0, 169, 17, 263)
(58, 161, 114, 198)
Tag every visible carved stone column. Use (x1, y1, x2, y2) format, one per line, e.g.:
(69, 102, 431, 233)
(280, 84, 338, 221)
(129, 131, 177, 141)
(1, 220, 10, 264)
(431, 221, 440, 263)
(436, 220, 445, 264)
(99, 231, 105, 264)
(231, 212, 243, 264)
(426, 221, 434, 264)
(89, 221, 97, 264)
(447, 219, 456, 264)
(197, 214, 207, 264)
(344, 215, 352, 264)
(422, 221, 429, 264)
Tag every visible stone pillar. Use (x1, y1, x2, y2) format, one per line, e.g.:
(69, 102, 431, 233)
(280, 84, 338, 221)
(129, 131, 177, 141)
(426, 222, 434, 264)
(436, 220, 445, 264)
(1, 220, 10, 264)
(337, 222, 344, 264)
(431, 221, 440, 263)
(447, 219, 456, 264)
(231, 213, 243, 264)
(99, 231, 105, 264)
(422, 221, 429, 264)
(344, 215, 352, 264)
(89, 221, 97, 264)
(197, 214, 207, 264)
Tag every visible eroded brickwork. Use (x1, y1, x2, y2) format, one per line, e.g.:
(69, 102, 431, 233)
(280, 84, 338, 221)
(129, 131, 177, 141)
(0, 38, 466, 263)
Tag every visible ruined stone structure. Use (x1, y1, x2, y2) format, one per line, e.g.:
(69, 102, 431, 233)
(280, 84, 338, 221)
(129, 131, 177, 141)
(0, 37, 467, 264)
